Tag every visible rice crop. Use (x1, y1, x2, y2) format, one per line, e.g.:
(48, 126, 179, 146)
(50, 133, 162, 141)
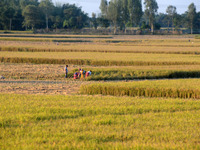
(2, 45, 200, 55)
(1, 39, 200, 55)
(0, 94, 200, 149)
(81, 68, 200, 81)
(2, 64, 200, 81)
(1, 52, 200, 66)
(80, 79, 200, 99)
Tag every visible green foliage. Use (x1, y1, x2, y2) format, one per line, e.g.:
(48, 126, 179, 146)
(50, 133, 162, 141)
(80, 79, 200, 99)
(144, 0, 159, 32)
(0, 94, 200, 149)
(128, 0, 143, 26)
(187, 3, 197, 34)
(62, 4, 88, 29)
(22, 5, 43, 29)
(39, 0, 54, 29)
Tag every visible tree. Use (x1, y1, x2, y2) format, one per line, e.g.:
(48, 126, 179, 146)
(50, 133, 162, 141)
(128, 0, 143, 27)
(166, 5, 177, 30)
(97, 17, 110, 28)
(91, 13, 98, 29)
(22, 5, 41, 30)
(62, 4, 88, 29)
(187, 3, 197, 34)
(20, 0, 39, 9)
(3, 7, 15, 30)
(144, 0, 158, 33)
(107, 0, 121, 34)
(120, 0, 129, 32)
(100, 0, 108, 17)
(50, 15, 62, 31)
(39, 0, 54, 30)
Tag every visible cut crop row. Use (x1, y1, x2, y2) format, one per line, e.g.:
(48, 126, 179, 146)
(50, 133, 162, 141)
(1, 57, 200, 66)
(80, 79, 200, 99)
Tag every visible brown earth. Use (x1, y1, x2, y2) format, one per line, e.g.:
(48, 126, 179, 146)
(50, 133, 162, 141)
(0, 80, 92, 95)
(0, 63, 95, 95)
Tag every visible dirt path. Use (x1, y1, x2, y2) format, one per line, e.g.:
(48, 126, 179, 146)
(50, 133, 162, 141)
(0, 79, 89, 95)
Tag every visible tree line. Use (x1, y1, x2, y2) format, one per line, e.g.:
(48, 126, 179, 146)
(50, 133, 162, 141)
(0, 0, 88, 31)
(0, 0, 199, 34)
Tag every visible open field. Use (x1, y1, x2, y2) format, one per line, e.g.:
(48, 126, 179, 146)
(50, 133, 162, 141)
(1, 34, 200, 149)
(0, 94, 200, 149)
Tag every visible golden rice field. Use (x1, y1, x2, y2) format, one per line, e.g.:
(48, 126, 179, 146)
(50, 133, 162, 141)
(1, 34, 200, 149)
(0, 94, 200, 149)
(80, 79, 200, 99)
(1, 51, 200, 62)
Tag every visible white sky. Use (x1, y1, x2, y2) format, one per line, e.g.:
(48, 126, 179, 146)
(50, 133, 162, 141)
(53, 0, 200, 16)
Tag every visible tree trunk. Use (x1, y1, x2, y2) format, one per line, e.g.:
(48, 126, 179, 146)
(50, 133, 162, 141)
(151, 23, 154, 34)
(9, 19, 12, 31)
(191, 27, 193, 34)
(46, 14, 48, 30)
(114, 24, 117, 34)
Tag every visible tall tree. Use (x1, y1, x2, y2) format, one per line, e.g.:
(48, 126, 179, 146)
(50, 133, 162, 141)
(107, 0, 120, 34)
(22, 5, 41, 30)
(3, 7, 15, 30)
(39, 0, 54, 30)
(62, 4, 88, 29)
(120, 0, 129, 32)
(100, 0, 108, 17)
(187, 3, 197, 34)
(166, 5, 177, 30)
(144, 0, 158, 33)
(91, 13, 98, 30)
(128, 0, 143, 27)
(20, 0, 39, 9)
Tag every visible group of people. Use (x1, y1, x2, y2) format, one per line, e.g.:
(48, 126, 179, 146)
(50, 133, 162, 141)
(73, 69, 92, 79)
(64, 65, 92, 79)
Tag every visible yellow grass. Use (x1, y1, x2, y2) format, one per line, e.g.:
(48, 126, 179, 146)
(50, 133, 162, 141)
(1, 51, 200, 63)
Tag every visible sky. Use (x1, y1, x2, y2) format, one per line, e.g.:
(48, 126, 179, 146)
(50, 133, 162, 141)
(53, 0, 200, 16)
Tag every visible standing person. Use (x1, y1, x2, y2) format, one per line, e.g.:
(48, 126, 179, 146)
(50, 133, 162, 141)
(80, 69, 84, 79)
(64, 65, 68, 78)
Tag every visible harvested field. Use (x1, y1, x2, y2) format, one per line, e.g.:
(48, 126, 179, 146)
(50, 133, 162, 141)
(0, 80, 89, 95)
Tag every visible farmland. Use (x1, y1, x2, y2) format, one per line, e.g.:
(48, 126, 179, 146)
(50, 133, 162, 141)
(0, 34, 200, 149)
(0, 94, 200, 149)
